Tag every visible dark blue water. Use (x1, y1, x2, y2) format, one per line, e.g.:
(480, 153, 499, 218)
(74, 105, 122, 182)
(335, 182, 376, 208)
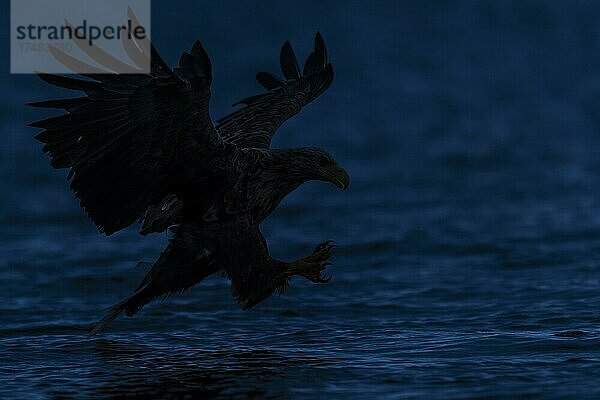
(3, 1, 600, 398)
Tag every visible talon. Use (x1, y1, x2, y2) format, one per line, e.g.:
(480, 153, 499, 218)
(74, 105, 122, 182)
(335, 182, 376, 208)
(315, 240, 336, 252)
(312, 273, 331, 283)
(290, 241, 337, 283)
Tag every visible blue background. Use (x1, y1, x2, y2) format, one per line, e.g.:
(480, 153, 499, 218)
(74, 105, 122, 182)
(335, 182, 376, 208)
(2, 1, 600, 398)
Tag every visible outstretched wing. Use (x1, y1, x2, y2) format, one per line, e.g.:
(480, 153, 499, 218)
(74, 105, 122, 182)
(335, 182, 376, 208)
(216, 33, 334, 149)
(29, 38, 223, 235)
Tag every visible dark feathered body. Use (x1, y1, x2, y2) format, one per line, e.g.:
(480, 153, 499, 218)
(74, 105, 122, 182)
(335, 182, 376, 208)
(29, 20, 348, 333)
(116, 222, 287, 314)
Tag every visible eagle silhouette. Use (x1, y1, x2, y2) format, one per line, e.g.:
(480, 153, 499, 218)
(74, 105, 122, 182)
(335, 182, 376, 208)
(29, 28, 348, 333)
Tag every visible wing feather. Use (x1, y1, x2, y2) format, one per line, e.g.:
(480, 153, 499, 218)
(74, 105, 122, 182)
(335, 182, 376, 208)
(29, 39, 224, 235)
(216, 33, 334, 148)
(280, 41, 301, 80)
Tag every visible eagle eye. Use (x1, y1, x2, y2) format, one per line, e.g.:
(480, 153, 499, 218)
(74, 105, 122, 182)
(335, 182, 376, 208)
(318, 156, 332, 167)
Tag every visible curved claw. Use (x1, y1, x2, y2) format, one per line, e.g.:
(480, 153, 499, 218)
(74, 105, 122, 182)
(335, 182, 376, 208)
(308, 273, 331, 284)
(315, 240, 336, 252)
(292, 240, 338, 283)
(305, 258, 333, 283)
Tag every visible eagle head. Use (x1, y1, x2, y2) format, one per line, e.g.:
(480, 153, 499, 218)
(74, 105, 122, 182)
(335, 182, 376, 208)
(296, 147, 350, 190)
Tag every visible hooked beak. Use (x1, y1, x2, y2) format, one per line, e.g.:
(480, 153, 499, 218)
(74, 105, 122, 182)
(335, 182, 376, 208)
(326, 165, 350, 190)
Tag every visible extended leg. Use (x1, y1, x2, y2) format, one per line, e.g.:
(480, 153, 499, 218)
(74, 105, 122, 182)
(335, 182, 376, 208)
(230, 239, 337, 310)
